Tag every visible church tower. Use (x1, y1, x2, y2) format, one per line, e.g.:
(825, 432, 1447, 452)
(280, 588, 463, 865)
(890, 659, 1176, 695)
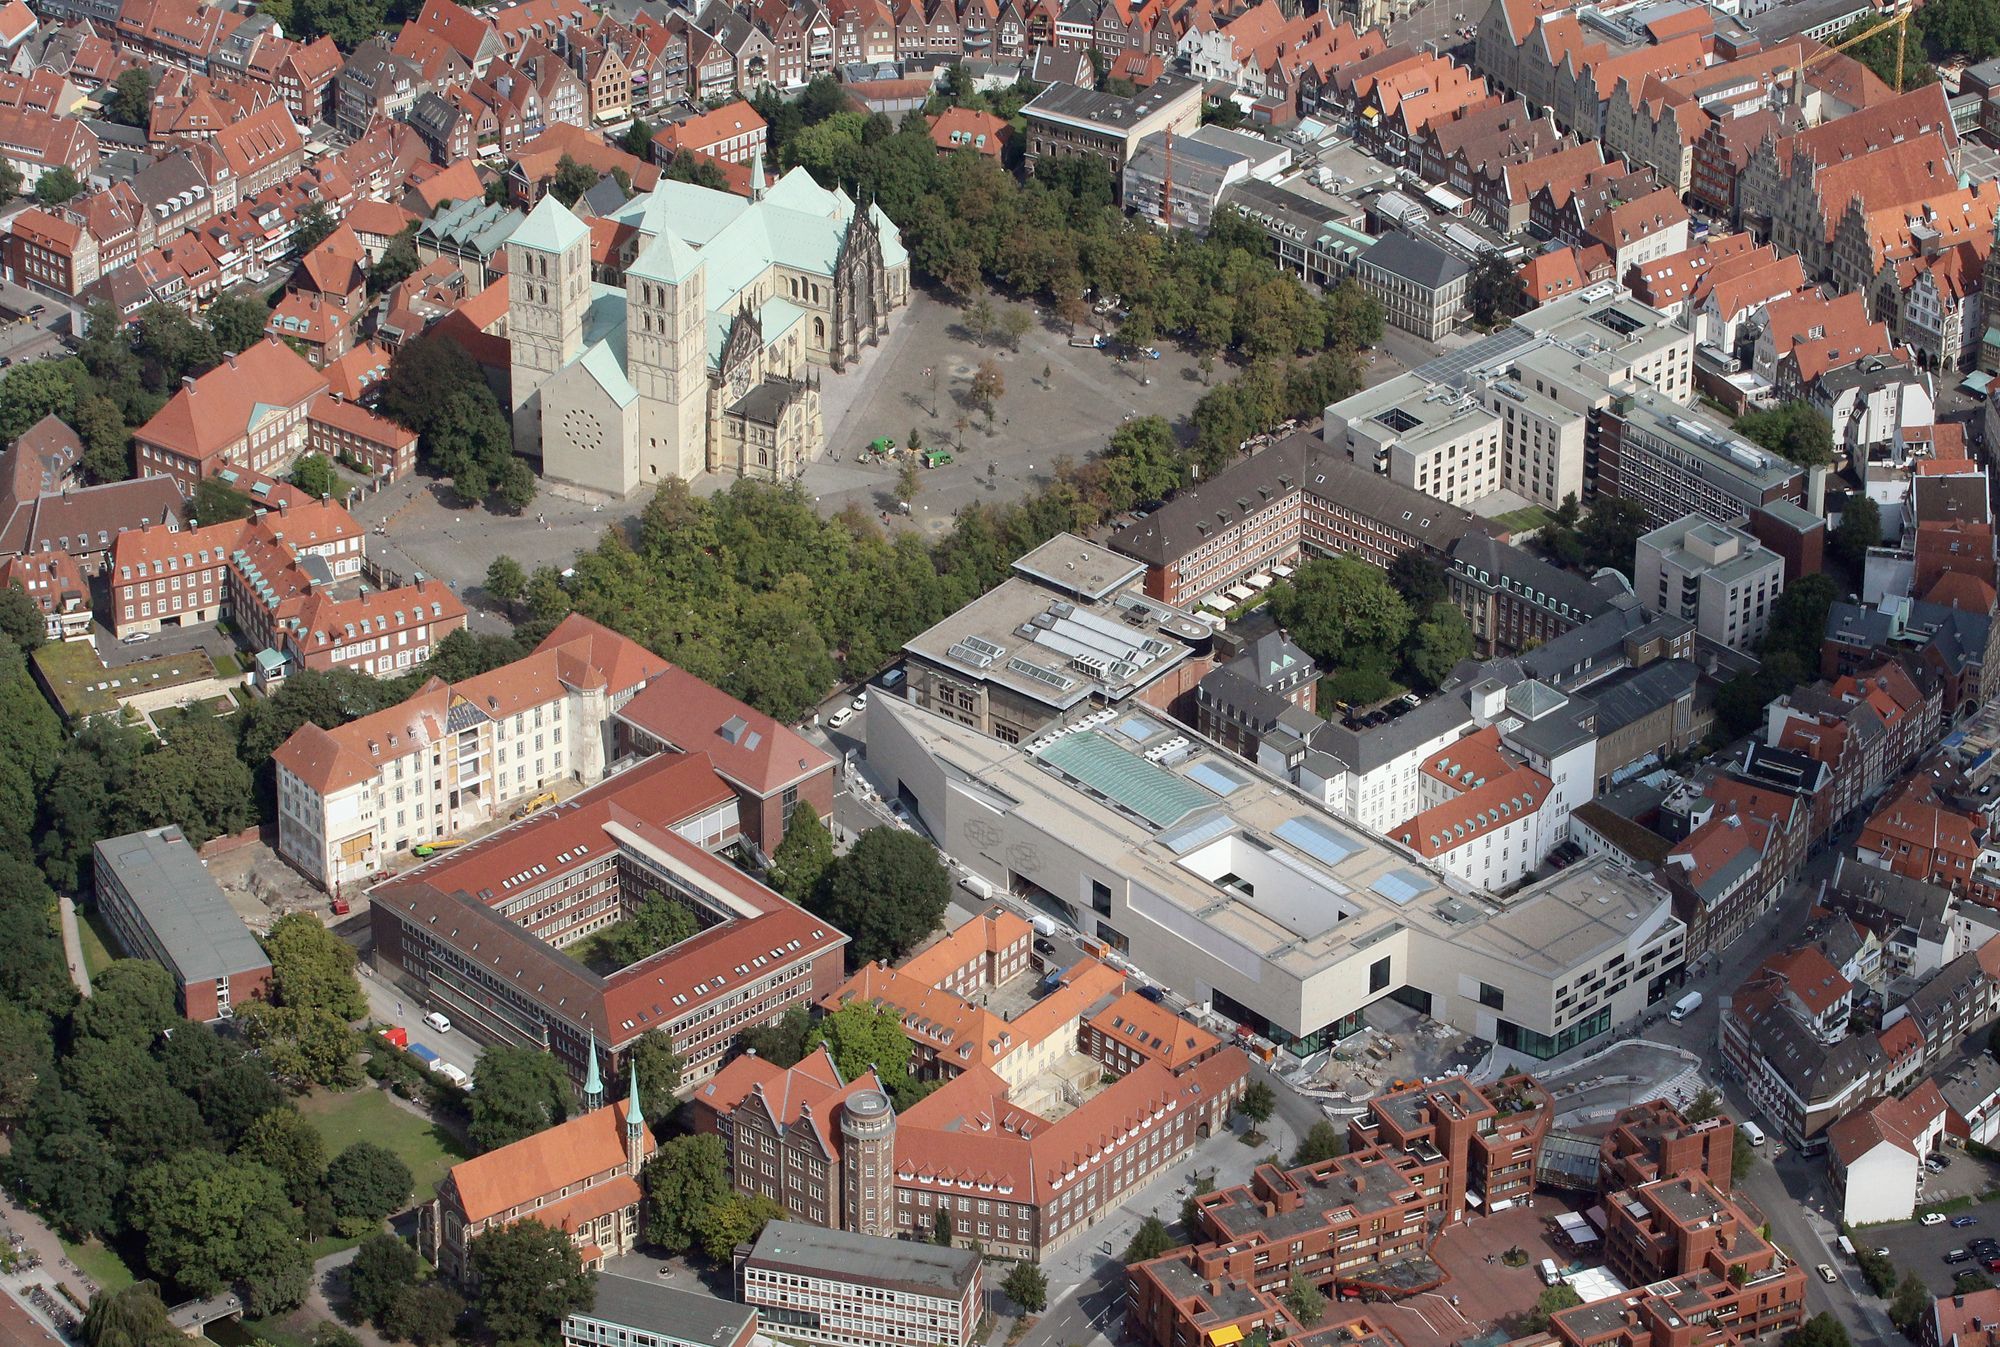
(625, 229, 709, 482)
(624, 1069, 646, 1177)
(505, 194, 591, 457)
(582, 1030, 603, 1112)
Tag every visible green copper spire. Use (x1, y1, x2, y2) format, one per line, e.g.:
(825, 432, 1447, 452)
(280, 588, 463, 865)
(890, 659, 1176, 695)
(626, 1064, 644, 1130)
(582, 1030, 602, 1107)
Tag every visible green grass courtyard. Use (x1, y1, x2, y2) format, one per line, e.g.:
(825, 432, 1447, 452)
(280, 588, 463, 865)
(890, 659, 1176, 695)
(296, 1087, 466, 1205)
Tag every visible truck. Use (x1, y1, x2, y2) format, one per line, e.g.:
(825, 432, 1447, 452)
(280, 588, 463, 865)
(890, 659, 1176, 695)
(958, 874, 994, 901)
(377, 1025, 408, 1050)
(1068, 333, 1108, 349)
(435, 1062, 471, 1089)
(408, 1043, 442, 1070)
(1669, 990, 1704, 1022)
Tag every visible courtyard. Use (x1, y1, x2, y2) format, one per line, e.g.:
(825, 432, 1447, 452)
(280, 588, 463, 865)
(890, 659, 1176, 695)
(1363, 1203, 1585, 1347)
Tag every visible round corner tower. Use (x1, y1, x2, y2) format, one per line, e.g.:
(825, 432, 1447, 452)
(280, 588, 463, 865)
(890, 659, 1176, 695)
(839, 1087, 897, 1237)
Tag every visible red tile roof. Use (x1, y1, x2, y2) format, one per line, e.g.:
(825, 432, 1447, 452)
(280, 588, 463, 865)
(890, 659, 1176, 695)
(446, 1097, 653, 1223)
(615, 666, 832, 798)
(132, 337, 328, 467)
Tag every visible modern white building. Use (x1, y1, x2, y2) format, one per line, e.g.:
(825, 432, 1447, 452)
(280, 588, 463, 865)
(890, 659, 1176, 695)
(1634, 515, 1786, 653)
(868, 696, 1686, 1061)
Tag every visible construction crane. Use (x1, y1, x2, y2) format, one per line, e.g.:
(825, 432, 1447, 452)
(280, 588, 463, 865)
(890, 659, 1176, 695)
(1789, 7, 1911, 93)
(1161, 124, 1175, 230)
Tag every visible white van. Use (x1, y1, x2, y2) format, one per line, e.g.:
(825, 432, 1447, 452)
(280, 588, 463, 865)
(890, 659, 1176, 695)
(1740, 1120, 1766, 1147)
(1669, 991, 1703, 1022)
(1540, 1259, 1563, 1287)
(423, 1010, 452, 1034)
(435, 1062, 471, 1089)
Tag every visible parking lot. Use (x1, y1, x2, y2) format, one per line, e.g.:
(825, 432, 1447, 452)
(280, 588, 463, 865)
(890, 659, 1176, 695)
(1865, 1182, 2000, 1296)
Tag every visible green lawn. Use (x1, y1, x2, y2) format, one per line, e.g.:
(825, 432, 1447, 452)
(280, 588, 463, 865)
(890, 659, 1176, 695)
(297, 1088, 466, 1202)
(1493, 504, 1553, 534)
(77, 909, 116, 980)
(61, 1237, 136, 1293)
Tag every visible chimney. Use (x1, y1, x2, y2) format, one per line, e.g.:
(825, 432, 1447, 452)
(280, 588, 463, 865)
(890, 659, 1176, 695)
(225, 352, 237, 369)
(182, 375, 196, 391)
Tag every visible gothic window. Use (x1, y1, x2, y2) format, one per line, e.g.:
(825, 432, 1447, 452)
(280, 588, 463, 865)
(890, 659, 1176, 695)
(814, 317, 825, 343)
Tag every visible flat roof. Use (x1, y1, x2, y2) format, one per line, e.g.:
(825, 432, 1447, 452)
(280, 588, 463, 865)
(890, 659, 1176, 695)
(1023, 75, 1200, 132)
(903, 533, 1208, 712)
(876, 698, 1681, 1034)
(745, 1221, 981, 1297)
(92, 828, 268, 984)
(571, 1275, 752, 1347)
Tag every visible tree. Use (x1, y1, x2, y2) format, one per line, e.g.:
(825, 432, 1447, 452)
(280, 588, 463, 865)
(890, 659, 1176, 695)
(485, 555, 527, 613)
(1959, 1271, 1997, 1294)
(999, 307, 1033, 351)
(967, 296, 995, 342)
(618, 118, 655, 158)
(325, 1141, 413, 1236)
(1283, 1272, 1325, 1327)
(934, 1208, 952, 1246)
(1468, 253, 1529, 328)
(970, 359, 1004, 428)
(1237, 1080, 1276, 1130)
(1733, 1129, 1756, 1182)
(497, 456, 538, 512)
(812, 827, 951, 968)
(193, 476, 255, 524)
(238, 1107, 326, 1204)
(620, 1029, 683, 1104)
(34, 167, 82, 205)
(1405, 601, 1473, 690)
(896, 459, 922, 505)
(126, 1151, 304, 1298)
(768, 804, 835, 903)
(264, 910, 367, 1020)
(236, 1003, 362, 1088)
(1784, 1312, 1852, 1347)
(1519, 1285, 1582, 1333)
(292, 204, 338, 259)
(0, 359, 83, 442)
(1890, 1272, 1932, 1332)
(73, 959, 179, 1045)
(598, 892, 699, 968)
(1180, 1174, 1213, 1235)
(693, 1192, 785, 1262)
(106, 68, 154, 127)
(1124, 1215, 1174, 1263)
(0, 583, 44, 655)
(1834, 494, 1881, 568)
(550, 155, 601, 207)
(812, 1001, 915, 1097)
(1292, 1121, 1347, 1166)
(469, 1218, 594, 1346)
(382, 1285, 463, 1347)
(379, 331, 516, 508)
(347, 1234, 422, 1327)
(1736, 402, 1834, 468)
(312, 1323, 361, 1347)
(0, 1001, 52, 1122)
(1684, 1086, 1720, 1123)
(1001, 1262, 1049, 1313)
(1854, 1247, 1896, 1297)
(469, 1046, 571, 1152)
(1268, 556, 1411, 671)
(1099, 416, 1184, 511)
(207, 294, 272, 355)
(740, 1005, 815, 1067)
(1578, 495, 1650, 578)
(644, 1134, 730, 1253)
(82, 1284, 181, 1347)
(290, 453, 341, 500)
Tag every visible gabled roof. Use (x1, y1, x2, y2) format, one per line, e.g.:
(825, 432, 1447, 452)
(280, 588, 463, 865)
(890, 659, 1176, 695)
(508, 189, 589, 253)
(446, 1097, 654, 1222)
(132, 338, 328, 464)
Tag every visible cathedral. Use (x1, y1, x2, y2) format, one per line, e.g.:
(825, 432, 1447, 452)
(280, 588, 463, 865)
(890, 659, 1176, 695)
(504, 162, 908, 497)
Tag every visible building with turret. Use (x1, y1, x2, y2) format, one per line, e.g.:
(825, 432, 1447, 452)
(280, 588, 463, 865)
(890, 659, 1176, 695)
(421, 1066, 656, 1284)
(503, 160, 908, 498)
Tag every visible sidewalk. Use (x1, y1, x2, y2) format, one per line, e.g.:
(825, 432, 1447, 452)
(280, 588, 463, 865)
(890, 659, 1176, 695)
(57, 897, 89, 998)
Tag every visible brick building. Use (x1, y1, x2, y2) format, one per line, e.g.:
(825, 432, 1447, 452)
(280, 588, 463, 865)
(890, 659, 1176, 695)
(93, 827, 272, 1022)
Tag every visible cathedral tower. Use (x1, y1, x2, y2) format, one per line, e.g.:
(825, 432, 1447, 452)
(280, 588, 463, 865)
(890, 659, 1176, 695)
(505, 194, 591, 457)
(624, 229, 710, 482)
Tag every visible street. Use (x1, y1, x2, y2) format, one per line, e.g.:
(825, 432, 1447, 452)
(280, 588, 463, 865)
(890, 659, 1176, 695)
(357, 956, 485, 1081)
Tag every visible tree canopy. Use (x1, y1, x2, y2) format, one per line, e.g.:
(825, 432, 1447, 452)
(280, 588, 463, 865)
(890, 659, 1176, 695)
(379, 330, 530, 510)
(468, 1046, 571, 1153)
(1735, 402, 1834, 468)
(468, 1219, 595, 1346)
(812, 827, 952, 968)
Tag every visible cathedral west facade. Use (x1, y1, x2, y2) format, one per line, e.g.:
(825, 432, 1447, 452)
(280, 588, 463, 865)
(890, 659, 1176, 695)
(505, 164, 908, 497)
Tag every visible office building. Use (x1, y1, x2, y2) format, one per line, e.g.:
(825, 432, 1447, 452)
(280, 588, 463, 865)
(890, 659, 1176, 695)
(1597, 389, 1806, 526)
(562, 1275, 757, 1347)
(92, 827, 271, 1022)
(1635, 515, 1787, 651)
(1022, 78, 1202, 198)
(900, 533, 1214, 743)
(368, 752, 847, 1088)
(1354, 230, 1471, 341)
(736, 1222, 982, 1347)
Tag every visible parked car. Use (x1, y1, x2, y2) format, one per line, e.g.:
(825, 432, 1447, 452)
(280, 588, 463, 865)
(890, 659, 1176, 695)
(1137, 986, 1166, 1004)
(1924, 1213, 1949, 1226)
(827, 706, 855, 729)
(1954, 1216, 1981, 1228)
(1034, 937, 1056, 957)
(1948, 1250, 1973, 1263)
(852, 693, 868, 710)
(1817, 1265, 1838, 1284)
